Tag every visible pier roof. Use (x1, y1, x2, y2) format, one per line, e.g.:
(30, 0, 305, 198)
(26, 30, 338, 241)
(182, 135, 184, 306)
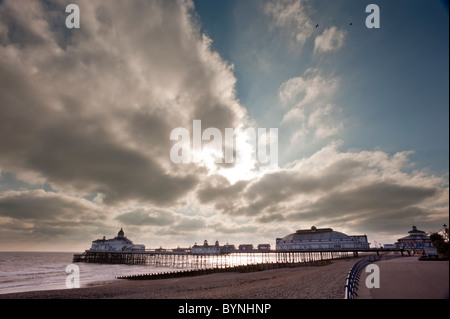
(281, 226, 352, 242)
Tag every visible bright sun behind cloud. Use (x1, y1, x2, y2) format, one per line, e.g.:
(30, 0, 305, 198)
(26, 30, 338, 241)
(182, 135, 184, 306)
(0, 0, 447, 251)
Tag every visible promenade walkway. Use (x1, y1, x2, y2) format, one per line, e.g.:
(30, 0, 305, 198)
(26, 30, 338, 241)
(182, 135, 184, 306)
(356, 256, 449, 299)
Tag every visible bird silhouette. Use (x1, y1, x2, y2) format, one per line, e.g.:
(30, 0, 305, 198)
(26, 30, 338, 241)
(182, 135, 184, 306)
(315, 24, 319, 28)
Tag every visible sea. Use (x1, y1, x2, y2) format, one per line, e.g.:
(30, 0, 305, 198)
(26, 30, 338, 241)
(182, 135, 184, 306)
(0, 251, 177, 295)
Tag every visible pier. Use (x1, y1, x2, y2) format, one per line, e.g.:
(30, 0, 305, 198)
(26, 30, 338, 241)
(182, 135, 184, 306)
(73, 248, 400, 269)
(72, 228, 406, 281)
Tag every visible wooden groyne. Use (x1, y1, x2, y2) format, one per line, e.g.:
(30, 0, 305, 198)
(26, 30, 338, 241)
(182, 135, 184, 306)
(116, 260, 332, 281)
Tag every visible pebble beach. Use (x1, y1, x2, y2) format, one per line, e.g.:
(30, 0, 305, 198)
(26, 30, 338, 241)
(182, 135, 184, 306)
(0, 259, 353, 299)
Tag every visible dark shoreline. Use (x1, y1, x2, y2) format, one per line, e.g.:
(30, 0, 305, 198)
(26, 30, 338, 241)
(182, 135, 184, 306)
(0, 259, 353, 299)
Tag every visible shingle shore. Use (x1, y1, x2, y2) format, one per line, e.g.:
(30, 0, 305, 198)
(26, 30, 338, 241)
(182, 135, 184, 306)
(0, 259, 353, 299)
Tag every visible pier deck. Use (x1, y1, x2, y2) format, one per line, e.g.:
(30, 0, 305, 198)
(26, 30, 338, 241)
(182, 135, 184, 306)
(73, 248, 402, 269)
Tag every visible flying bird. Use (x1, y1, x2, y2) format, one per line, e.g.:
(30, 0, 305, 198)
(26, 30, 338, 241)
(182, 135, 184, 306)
(315, 24, 319, 28)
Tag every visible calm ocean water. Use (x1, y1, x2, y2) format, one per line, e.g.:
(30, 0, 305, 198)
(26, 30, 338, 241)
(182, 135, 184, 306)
(0, 251, 177, 295)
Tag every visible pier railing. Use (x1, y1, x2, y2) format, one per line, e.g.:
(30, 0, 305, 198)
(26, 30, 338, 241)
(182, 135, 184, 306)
(344, 255, 380, 299)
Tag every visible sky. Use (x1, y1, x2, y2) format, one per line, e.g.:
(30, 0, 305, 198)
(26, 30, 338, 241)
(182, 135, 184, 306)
(0, 0, 448, 252)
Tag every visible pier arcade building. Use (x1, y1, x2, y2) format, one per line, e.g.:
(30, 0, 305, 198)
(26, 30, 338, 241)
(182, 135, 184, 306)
(397, 225, 437, 255)
(191, 240, 271, 254)
(89, 228, 146, 252)
(276, 226, 370, 251)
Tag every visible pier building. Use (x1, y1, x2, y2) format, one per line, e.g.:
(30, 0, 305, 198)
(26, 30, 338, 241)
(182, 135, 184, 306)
(397, 225, 437, 255)
(275, 226, 370, 251)
(89, 228, 145, 252)
(191, 240, 221, 254)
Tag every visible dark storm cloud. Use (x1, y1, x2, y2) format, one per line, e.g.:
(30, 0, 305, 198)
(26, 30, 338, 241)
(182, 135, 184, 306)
(244, 157, 364, 201)
(0, 190, 107, 222)
(282, 182, 443, 233)
(172, 215, 207, 232)
(0, 189, 111, 242)
(26, 120, 198, 205)
(196, 144, 448, 236)
(0, 0, 245, 207)
(0, 0, 252, 250)
(115, 208, 176, 227)
(197, 175, 249, 204)
(196, 155, 369, 217)
(299, 182, 438, 219)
